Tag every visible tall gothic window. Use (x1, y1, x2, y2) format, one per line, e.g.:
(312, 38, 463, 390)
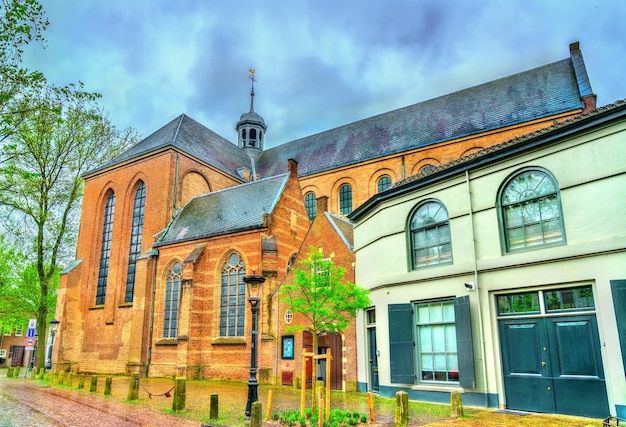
(96, 190, 115, 305)
(163, 262, 182, 338)
(220, 253, 246, 337)
(124, 181, 146, 303)
(339, 184, 352, 215)
(304, 192, 316, 221)
(498, 168, 565, 252)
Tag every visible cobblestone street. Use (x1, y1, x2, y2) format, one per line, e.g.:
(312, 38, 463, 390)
(0, 376, 199, 427)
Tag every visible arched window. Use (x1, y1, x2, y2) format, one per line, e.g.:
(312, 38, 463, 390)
(409, 200, 451, 269)
(164, 262, 182, 338)
(377, 175, 392, 193)
(339, 184, 352, 215)
(220, 252, 246, 337)
(304, 192, 316, 221)
(125, 181, 146, 303)
(96, 190, 115, 305)
(420, 164, 436, 174)
(499, 168, 564, 252)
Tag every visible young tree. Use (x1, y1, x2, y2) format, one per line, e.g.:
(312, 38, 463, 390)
(281, 246, 371, 411)
(0, 85, 138, 368)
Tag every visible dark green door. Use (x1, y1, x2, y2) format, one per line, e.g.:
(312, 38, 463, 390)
(367, 327, 379, 392)
(500, 315, 609, 418)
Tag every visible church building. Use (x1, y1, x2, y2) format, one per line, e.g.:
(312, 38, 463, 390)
(52, 43, 597, 395)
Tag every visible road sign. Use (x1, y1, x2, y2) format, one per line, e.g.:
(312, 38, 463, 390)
(24, 337, 36, 346)
(27, 318, 37, 338)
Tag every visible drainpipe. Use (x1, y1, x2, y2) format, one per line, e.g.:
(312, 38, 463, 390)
(172, 153, 180, 216)
(401, 156, 406, 179)
(465, 170, 489, 407)
(145, 249, 159, 377)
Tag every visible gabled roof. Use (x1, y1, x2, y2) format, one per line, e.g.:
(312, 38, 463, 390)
(156, 173, 290, 246)
(87, 114, 251, 179)
(349, 98, 626, 222)
(325, 212, 354, 251)
(256, 56, 586, 178)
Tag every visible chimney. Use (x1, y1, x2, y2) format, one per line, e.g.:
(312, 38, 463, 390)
(316, 196, 328, 218)
(287, 158, 298, 176)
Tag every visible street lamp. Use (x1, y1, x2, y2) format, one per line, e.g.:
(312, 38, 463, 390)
(244, 271, 265, 418)
(47, 319, 60, 370)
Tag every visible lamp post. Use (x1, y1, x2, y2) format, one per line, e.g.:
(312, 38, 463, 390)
(47, 319, 60, 370)
(244, 271, 265, 418)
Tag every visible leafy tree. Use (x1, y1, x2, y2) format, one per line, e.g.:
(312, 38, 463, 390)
(0, 235, 28, 332)
(281, 246, 371, 411)
(1, 0, 48, 142)
(0, 85, 138, 368)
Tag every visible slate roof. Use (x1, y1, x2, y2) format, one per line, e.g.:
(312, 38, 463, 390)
(88, 114, 251, 180)
(155, 173, 290, 246)
(88, 48, 589, 184)
(325, 212, 354, 251)
(256, 56, 586, 178)
(349, 98, 626, 221)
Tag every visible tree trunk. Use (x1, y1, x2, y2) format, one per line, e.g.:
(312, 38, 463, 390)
(311, 331, 318, 413)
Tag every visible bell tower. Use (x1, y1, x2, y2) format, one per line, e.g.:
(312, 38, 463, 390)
(237, 69, 267, 151)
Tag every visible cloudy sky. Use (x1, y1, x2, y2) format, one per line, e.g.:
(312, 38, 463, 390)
(23, 0, 626, 148)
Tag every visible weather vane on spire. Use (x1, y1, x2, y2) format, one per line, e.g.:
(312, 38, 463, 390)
(248, 68, 256, 112)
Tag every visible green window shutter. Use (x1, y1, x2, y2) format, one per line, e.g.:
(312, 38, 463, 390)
(610, 280, 626, 374)
(454, 296, 476, 388)
(388, 304, 415, 383)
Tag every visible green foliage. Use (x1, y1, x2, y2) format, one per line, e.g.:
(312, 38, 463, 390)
(280, 246, 371, 336)
(273, 409, 367, 427)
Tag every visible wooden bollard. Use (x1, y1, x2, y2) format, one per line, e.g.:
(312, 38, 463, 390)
(38, 368, 44, 379)
(59, 371, 66, 386)
(394, 390, 409, 426)
(265, 389, 273, 421)
(78, 374, 85, 389)
(104, 377, 112, 396)
(30, 370, 36, 379)
(67, 372, 74, 387)
(13, 367, 20, 378)
(90, 376, 98, 392)
(6, 367, 13, 377)
(450, 390, 463, 418)
(251, 401, 262, 427)
(128, 373, 139, 401)
(368, 391, 376, 422)
(318, 398, 324, 427)
(172, 377, 186, 411)
(209, 393, 218, 419)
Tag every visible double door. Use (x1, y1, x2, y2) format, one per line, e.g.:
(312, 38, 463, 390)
(499, 315, 609, 418)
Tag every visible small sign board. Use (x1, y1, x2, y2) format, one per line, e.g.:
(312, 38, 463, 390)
(24, 337, 36, 350)
(27, 318, 37, 337)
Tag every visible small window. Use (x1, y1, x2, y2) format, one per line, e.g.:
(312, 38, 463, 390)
(499, 169, 565, 253)
(420, 164, 436, 173)
(304, 192, 316, 221)
(2, 328, 10, 336)
(545, 286, 594, 312)
(366, 309, 376, 325)
(377, 175, 392, 193)
(409, 200, 451, 269)
(14, 327, 23, 336)
(339, 184, 352, 215)
(497, 292, 540, 315)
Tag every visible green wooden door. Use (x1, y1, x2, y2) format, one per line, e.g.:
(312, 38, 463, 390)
(500, 315, 608, 418)
(499, 318, 555, 413)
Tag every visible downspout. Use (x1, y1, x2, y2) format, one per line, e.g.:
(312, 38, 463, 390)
(145, 249, 159, 377)
(465, 170, 489, 407)
(172, 153, 180, 216)
(401, 156, 406, 179)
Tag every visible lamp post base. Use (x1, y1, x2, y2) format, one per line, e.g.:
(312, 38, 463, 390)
(245, 368, 258, 418)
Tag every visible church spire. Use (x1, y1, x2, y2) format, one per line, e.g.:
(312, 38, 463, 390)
(237, 68, 267, 151)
